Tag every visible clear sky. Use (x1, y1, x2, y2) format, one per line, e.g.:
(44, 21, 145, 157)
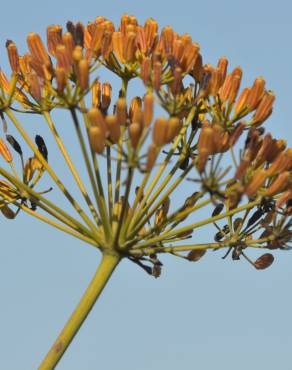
(0, 0, 292, 369)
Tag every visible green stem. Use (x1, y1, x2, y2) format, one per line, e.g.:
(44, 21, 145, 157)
(71, 107, 112, 241)
(106, 146, 113, 222)
(130, 236, 274, 257)
(38, 252, 121, 370)
(5, 109, 99, 237)
(43, 111, 100, 225)
(134, 199, 261, 250)
(128, 106, 197, 234)
(0, 166, 95, 240)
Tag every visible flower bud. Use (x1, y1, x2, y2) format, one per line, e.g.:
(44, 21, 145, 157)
(62, 32, 75, 60)
(234, 88, 250, 116)
(153, 62, 162, 91)
(112, 32, 124, 63)
(229, 121, 245, 147)
(92, 80, 101, 108)
(228, 75, 241, 104)
(276, 190, 292, 209)
(28, 73, 42, 101)
(47, 25, 63, 56)
(252, 91, 275, 124)
(129, 123, 142, 149)
(266, 139, 286, 163)
(166, 117, 182, 143)
(87, 108, 107, 135)
(171, 67, 182, 95)
(116, 98, 127, 126)
(141, 57, 151, 86)
(27, 33, 50, 66)
(89, 126, 105, 153)
(245, 169, 267, 197)
(152, 117, 168, 146)
(161, 26, 174, 57)
(6, 41, 20, 73)
(101, 82, 112, 111)
(181, 42, 200, 73)
(144, 18, 158, 51)
(129, 96, 143, 124)
(76, 59, 89, 91)
(143, 93, 154, 126)
(0, 138, 13, 162)
(217, 56, 228, 81)
(124, 32, 137, 63)
(266, 171, 292, 196)
(146, 143, 158, 171)
(105, 115, 121, 143)
(55, 67, 67, 93)
(55, 44, 72, 74)
(247, 77, 265, 111)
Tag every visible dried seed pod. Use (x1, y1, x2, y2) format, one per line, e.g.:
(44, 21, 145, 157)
(254, 253, 274, 270)
(212, 203, 224, 217)
(75, 22, 85, 47)
(24, 156, 43, 183)
(154, 197, 170, 226)
(246, 209, 264, 228)
(6, 135, 22, 156)
(187, 249, 206, 262)
(214, 231, 224, 242)
(152, 264, 161, 278)
(35, 135, 48, 161)
(232, 246, 242, 260)
(183, 192, 201, 209)
(233, 217, 242, 232)
(179, 156, 190, 170)
(0, 204, 15, 219)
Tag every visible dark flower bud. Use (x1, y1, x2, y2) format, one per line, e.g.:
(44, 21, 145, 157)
(35, 135, 48, 161)
(212, 203, 224, 217)
(246, 209, 264, 228)
(6, 135, 23, 156)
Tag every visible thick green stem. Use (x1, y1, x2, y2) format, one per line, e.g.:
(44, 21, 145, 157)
(38, 252, 120, 370)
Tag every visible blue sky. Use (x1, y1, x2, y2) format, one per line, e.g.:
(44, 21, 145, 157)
(0, 1, 292, 369)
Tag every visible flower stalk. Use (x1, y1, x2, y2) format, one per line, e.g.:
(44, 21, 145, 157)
(0, 13, 291, 369)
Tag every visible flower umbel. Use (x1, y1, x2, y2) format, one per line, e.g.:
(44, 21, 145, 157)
(0, 14, 291, 369)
